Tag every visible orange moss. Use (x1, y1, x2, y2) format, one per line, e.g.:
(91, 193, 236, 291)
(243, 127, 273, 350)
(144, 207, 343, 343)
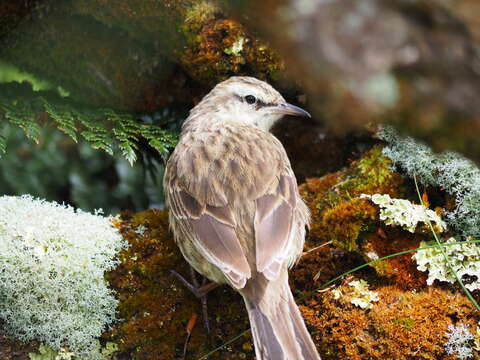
(302, 284, 479, 360)
(322, 199, 378, 252)
(180, 14, 283, 85)
(361, 230, 428, 289)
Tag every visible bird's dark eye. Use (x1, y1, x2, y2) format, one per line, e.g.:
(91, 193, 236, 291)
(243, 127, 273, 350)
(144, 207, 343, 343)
(244, 95, 257, 104)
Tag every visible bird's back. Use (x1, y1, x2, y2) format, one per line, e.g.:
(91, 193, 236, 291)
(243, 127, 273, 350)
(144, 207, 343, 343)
(167, 122, 286, 204)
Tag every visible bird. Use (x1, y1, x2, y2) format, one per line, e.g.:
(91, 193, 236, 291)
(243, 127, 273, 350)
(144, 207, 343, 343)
(164, 76, 321, 360)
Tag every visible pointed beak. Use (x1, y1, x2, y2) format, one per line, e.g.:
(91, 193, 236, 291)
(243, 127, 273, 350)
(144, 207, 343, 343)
(269, 102, 311, 118)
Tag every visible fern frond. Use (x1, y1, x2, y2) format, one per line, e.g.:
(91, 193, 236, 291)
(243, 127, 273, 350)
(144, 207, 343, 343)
(0, 99, 41, 143)
(0, 134, 6, 155)
(0, 82, 179, 161)
(77, 111, 114, 155)
(105, 109, 140, 164)
(42, 99, 78, 142)
(140, 125, 178, 162)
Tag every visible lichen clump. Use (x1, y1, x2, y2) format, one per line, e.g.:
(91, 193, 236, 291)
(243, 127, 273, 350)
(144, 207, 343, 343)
(361, 193, 446, 233)
(414, 237, 480, 291)
(379, 125, 480, 239)
(0, 195, 126, 358)
(444, 323, 475, 359)
(332, 279, 379, 309)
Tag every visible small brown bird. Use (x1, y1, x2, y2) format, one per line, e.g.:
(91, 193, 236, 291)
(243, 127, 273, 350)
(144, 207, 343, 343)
(164, 76, 321, 360)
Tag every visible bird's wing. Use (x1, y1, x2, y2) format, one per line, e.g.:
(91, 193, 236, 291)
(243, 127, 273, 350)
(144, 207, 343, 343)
(254, 169, 304, 281)
(167, 182, 251, 289)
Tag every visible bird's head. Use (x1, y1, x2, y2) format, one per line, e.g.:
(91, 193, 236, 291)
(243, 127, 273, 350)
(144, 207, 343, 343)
(188, 76, 310, 132)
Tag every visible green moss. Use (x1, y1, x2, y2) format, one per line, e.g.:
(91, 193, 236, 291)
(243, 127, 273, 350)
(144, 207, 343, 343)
(393, 317, 415, 331)
(338, 146, 405, 197)
(184, 1, 218, 29)
(301, 146, 406, 251)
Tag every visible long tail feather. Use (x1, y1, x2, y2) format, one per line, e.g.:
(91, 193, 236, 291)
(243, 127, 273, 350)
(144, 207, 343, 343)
(241, 272, 321, 360)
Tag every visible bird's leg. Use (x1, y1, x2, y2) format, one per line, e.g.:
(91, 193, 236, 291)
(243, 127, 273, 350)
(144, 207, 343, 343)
(169, 268, 220, 298)
(169, 267, 220, 332)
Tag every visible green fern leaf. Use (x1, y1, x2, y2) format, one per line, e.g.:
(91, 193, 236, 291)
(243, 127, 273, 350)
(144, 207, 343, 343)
(0, 82, 178, 161)
(42, 99, 78, 142)
(1, 100, 41, 143)
(0, 134, 6, 155)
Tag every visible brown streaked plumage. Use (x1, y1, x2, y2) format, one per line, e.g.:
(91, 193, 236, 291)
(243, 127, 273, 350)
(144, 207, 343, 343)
(164, 76, 321, 360)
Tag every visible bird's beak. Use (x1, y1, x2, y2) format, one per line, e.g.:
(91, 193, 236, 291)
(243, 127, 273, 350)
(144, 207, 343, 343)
(269, 102, 311, 118)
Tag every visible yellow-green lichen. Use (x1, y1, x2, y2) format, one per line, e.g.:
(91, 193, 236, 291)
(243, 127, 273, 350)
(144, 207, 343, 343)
(224, 37, 245, 56)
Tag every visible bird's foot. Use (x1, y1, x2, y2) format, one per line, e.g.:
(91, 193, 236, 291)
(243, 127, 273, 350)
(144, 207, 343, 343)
(169, 267, 220, 332)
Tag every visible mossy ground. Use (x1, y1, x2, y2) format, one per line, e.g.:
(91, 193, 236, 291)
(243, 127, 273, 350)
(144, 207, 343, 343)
(303, 285, 479, 360)
(103, 145, 479, 359)
(300, 145, 435, 287)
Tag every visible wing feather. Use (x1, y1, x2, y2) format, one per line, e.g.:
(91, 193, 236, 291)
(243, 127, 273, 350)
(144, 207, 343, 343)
(254, 174, 299, 280)
(169, 187, 251, 288)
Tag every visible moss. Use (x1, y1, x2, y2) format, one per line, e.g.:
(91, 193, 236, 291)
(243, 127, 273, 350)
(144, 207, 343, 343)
(299, 146, 430, 288)
(300, 146, 406, 249)
(361, 230, 428, 289)
(184, 1, 220, 31)
(180, 8, 283, 85)
(302, 284, 479, 360)
(322, 198, 378, 252)
(393, 317, 415, 331)
(339, 146, 406, 197)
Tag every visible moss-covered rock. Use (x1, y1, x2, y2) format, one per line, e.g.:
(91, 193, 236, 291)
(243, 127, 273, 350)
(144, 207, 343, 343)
(180, 4, 283, 86)
(299, 146, 432, 288)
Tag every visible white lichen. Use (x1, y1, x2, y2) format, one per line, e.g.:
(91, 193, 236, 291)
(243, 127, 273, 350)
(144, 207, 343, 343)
(135, 224, 147, 236)
(445, 323, 474, 359)
(332, 279, 379, 309)
(379, 125, 480, 239)
(475, 322, 480, 352)
(0, 195, 127, 359)
(224, 37, 245, 56)
(361, 193, 446, 233)
(413, 237, 480, 291)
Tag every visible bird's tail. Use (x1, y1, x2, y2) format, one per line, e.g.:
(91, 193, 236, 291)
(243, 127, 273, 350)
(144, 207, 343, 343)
(240, 271, 321, 360)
